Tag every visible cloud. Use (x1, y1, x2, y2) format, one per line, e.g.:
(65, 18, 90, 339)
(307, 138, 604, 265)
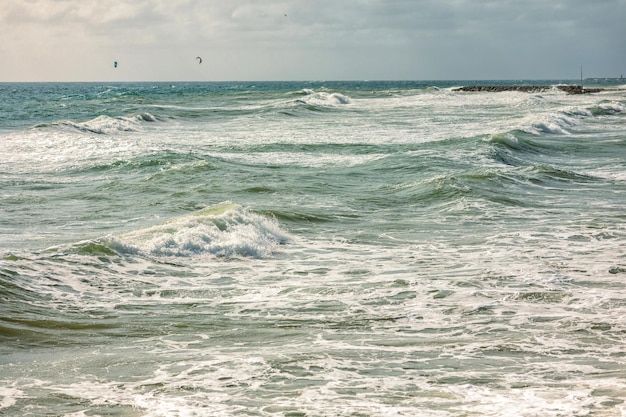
(0, 0, 624, 81)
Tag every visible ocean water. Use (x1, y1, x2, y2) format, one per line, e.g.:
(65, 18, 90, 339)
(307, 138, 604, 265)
(1, 80, 625, 416)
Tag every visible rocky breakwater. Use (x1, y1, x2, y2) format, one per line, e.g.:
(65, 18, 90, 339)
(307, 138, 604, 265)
(453, 85, 603, 94)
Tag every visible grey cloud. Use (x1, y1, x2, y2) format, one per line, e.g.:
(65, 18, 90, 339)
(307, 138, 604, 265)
(0, 0, 623, 81)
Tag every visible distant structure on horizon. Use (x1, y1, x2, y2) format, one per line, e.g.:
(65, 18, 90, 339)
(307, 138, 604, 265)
(584, 75, 624, 82)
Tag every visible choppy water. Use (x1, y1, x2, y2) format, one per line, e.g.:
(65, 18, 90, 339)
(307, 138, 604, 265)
(1, 80, 625, 416)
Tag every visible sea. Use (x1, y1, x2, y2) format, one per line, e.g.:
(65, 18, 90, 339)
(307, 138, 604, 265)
(1, 79, 625, 417)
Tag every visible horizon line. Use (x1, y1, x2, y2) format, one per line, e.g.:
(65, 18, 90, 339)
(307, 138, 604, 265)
(0, 78, 608, 84)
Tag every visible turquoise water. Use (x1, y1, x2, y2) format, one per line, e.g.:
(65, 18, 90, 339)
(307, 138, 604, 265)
(1, 81, 625, 416)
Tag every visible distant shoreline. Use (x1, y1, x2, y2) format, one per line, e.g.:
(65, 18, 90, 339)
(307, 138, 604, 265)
(453, 85, 608, 94)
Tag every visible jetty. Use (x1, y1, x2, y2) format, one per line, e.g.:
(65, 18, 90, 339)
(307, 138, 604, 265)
(453, 85, 603, 94)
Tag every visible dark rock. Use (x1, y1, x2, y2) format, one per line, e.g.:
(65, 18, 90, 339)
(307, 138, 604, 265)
(453, 85, 603, 94)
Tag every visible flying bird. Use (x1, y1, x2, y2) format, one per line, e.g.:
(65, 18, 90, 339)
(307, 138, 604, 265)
(196, 57, 202, 64)
(114, 61, 118, 68)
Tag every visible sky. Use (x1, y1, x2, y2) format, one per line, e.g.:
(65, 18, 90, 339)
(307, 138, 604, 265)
(1, 0, 625, 82)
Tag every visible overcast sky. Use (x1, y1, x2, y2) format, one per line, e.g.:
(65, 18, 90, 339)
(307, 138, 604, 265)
(1, 0, 624, 81)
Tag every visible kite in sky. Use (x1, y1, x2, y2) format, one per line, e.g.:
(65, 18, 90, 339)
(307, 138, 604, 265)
(196, 57, 202, 64)
(114, 61, 118, 68)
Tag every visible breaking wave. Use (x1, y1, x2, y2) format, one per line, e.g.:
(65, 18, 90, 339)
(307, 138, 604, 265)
(292, 90, 352, 108)
(506, 100, 624, 137)
(106, 202, 290, 259)
(519, 112, 578, 135)
(589, 101, 626, 116)
(36, 113, 159, 134)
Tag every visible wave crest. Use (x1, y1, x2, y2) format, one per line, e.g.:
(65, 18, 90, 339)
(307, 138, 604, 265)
(520, 113, 577, 135)
(590, 101, 626, 116)
(109, 202, 290, 258)
(293, 90, 352, 108)
(38, 113, 158, 135)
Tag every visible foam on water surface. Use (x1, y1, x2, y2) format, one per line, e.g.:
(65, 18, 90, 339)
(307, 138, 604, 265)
(110, 202, 290, 258)
(1, 81, 625, 416)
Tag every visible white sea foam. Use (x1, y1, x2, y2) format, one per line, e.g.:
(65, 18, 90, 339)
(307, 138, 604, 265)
(596, 101, 626, 113)
(0, 119, 161, 174)
(3, 224, 625, 415)
(57, 114, 147, 134)
(563, 106, 593, 117)
(295, 91, 352, 106)
(112, 202, 290, 258)
(520, 112, 577, 135)
(2, 82, 626, 417)
(0, 387, 23, 410)
(210, 151, 386, 168)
